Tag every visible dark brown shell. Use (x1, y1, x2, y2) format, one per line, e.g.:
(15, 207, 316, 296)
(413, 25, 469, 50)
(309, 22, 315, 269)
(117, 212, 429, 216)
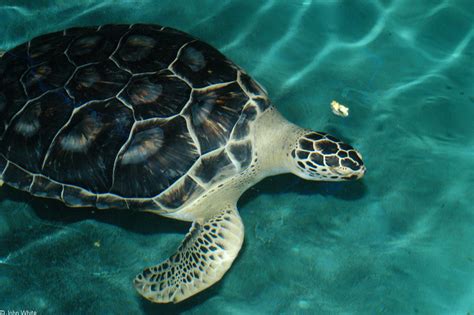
(0, 24, 270, 211)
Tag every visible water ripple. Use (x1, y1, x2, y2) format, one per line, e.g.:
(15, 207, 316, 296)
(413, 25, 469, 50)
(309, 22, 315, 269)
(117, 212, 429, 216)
(221, 0, 275, 52)
(252, 2, 311, 76)
(281, 3, 392, 91)
(1, 1, 474, 313)
(385, 28, 474, 99)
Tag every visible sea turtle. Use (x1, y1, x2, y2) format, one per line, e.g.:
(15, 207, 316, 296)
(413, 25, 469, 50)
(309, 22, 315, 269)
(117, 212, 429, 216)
(0, 24, 366, 303)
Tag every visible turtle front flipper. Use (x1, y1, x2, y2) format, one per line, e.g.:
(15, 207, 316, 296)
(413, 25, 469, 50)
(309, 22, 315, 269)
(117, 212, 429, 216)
(134, 207, 244, 303)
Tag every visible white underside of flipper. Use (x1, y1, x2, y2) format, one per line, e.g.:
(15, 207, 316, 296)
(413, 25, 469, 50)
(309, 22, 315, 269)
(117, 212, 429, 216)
(134, 206, 244, 303)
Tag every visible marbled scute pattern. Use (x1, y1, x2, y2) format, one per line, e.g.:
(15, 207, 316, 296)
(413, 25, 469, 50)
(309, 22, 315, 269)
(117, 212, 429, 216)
(0, 24, 270, 210)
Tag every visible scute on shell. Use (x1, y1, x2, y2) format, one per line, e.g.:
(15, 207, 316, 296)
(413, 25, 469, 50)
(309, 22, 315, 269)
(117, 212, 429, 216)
(0, 23, 271, 211)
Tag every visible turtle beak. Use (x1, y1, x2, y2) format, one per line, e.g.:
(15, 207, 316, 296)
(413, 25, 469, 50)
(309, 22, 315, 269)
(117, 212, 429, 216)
(340, 162, 366, 180)
(355, 164, 366, 179)
(331, 149, 365, 181)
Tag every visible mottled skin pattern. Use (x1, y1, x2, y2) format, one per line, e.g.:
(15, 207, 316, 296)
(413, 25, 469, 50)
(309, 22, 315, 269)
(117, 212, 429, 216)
(292, 131, 365, 181)
(0, 24, 366, 303)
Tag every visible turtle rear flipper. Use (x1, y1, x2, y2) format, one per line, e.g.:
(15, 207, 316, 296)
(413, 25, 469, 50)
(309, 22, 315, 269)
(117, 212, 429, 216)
(134, 206, 244, 303)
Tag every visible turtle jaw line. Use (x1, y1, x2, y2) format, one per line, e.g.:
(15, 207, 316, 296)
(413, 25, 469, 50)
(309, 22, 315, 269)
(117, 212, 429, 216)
(296, 163, 365, 182)
(338, 164, 366, 180)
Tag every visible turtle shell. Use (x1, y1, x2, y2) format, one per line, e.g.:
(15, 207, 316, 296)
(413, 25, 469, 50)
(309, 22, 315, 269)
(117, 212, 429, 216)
(0, 24, 270, 211)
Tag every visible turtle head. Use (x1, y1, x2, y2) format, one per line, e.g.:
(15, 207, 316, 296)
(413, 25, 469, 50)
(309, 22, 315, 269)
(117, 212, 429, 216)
(289, 131, 366, 181)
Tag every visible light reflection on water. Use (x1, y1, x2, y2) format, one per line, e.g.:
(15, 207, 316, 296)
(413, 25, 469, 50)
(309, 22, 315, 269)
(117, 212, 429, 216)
(0, 0, 473, 314)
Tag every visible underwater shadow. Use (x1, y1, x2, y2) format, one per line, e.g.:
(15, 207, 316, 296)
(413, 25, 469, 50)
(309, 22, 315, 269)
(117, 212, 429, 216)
(239, 173, 368, 207)
(0, 172, 367, 236)
(0, 176, 358, 312)
(0, 185, 252, 313)
(0, 185, 189, 236)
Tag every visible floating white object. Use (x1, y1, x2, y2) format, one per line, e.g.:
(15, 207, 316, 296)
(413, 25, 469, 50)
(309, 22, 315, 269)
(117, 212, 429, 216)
(331, 100, 349, 117)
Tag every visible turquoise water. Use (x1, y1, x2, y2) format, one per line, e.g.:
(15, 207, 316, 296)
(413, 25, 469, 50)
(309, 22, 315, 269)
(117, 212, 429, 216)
(0, 0, 473, 314)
